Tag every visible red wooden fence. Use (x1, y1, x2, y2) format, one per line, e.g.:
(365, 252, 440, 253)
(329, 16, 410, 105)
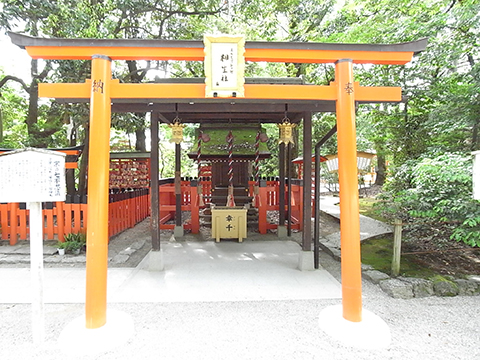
(256, 181, 303, 234)
(0, 189, 149, 245)
(0, 178, 306, 244)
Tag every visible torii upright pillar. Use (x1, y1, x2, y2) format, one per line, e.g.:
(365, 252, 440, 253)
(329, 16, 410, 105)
(85, 55, 112, 329)
(335, 59, 362, 322)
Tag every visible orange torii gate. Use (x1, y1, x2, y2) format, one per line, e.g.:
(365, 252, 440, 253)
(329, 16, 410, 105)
(9, 32, 426, 333)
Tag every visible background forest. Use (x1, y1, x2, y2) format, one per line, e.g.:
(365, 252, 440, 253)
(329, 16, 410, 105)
(0, 0, 479, 248)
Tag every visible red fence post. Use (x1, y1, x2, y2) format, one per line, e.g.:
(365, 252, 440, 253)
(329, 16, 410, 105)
(258, 180, 267, 234)
(81, 202, 88, 233)
(45, 205, 55, 240)
(298, 182, 304, 231)
(9, 202, 17, 245)
(190, 180, 200, 234)
(63, 203, 72, 234)
(73, 203, 82, 233)
(0, 204, 9, 240)
(56, 202, 65, 242)
(18, 206, 28, 240)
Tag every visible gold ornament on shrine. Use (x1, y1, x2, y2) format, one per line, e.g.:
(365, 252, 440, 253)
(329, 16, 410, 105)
(277, 119, 296, 145)
(169, 118, 186, 144)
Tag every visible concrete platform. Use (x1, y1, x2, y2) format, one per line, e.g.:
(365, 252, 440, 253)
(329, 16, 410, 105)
(0, 240, 341, 304)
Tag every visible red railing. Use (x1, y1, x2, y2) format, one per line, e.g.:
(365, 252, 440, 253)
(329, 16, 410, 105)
(0, 189, 150, 244)
(1, 178, 307, 243)
(256, 180, 303, 234)
(108, 189, 150, 237)
(157, 179, 198, 232)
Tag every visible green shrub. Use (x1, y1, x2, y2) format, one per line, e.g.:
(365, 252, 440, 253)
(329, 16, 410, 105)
(56, 241, 68, 249)
(64, 232, 86, 244)
(66, 240, 82, 252)
(379, 153, 479, 247)
(63, 232, 86, 253)
(451, 217, 480, 247)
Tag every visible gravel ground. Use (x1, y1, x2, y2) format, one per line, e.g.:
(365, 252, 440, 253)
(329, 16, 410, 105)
(1, 252, 479, 360)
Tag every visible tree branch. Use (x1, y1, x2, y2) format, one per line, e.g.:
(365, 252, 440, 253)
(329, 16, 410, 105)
(0, 75, 30, 93)
(445, 0, 457, 13)
(115, 25, 157, 38)
(33, 60, 52, 82)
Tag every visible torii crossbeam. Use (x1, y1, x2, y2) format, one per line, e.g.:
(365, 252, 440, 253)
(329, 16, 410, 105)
(9, 32, 426, 330)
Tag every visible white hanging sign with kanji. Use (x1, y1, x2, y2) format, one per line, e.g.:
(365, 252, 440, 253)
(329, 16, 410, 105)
(204, 35, 245, 98)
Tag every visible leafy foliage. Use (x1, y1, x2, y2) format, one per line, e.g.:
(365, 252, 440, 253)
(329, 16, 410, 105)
(379, 153, 480, 247)
(0, 79, 28, 147)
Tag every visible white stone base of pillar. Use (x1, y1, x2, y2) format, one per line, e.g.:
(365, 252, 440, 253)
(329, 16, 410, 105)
(174, 225, 184, 238)
(148, 249, 164, 271)
(58, 309, 134, 357)
(277, 225, 288, 238)
(297, 250, 315, 271)
(318, 304, 391, 349)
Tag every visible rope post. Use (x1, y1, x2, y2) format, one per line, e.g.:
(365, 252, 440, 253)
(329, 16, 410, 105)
(226, 130, 236, 207)
(197, 131, 205, 207)
(253, 130, 260, 207)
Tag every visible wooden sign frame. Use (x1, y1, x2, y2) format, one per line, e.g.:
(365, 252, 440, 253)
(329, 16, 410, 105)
(204, 35, 245, 98)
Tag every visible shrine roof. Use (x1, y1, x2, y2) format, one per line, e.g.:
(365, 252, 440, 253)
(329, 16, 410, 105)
(187, 124, 270, 159)
(9, 32, 427, 62)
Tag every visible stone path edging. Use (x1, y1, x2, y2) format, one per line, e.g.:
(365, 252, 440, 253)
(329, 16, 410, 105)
(318, 195, 480, 299)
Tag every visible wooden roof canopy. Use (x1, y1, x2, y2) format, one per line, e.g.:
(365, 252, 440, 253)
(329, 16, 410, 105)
(9, 32, 427, 125)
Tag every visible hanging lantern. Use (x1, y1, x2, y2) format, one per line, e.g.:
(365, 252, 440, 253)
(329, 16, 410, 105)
(277, 119, 296, 145)
(356, 151, 376, 173)
(324, 151, 376, 173)
(169, 118, 186, 144)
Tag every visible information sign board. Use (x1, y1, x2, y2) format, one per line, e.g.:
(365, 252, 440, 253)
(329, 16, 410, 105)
(0, 148, 66, 202)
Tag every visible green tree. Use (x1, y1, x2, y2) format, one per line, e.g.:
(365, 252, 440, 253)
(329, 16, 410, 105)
(0, 78, 28, 147)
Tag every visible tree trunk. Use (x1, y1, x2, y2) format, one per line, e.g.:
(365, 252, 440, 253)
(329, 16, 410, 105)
(135, 124, 147, 152)
(375, 152, 387, 186)
(472, 120, 479, 152)
(26, 59, 40, 146)
(66, 125, 77, 195)
(78, 124, 90, 198)
(66, 169, 76, 196)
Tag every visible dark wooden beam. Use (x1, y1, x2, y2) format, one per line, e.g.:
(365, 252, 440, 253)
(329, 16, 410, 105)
(279, 142, 286, 227)
(314, 124, 338, 268)
(150, 112, 160, 251)
(109, 100, 336, 116)
(157, 112, 171, 124)
(287, 142, 292, 237)
(155, 114, 286, 122)
(175, 143, 182, 227)
(302, 112, 313, 251)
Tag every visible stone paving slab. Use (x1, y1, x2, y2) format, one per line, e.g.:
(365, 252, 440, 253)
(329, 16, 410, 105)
(0, 240, 342, 304)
